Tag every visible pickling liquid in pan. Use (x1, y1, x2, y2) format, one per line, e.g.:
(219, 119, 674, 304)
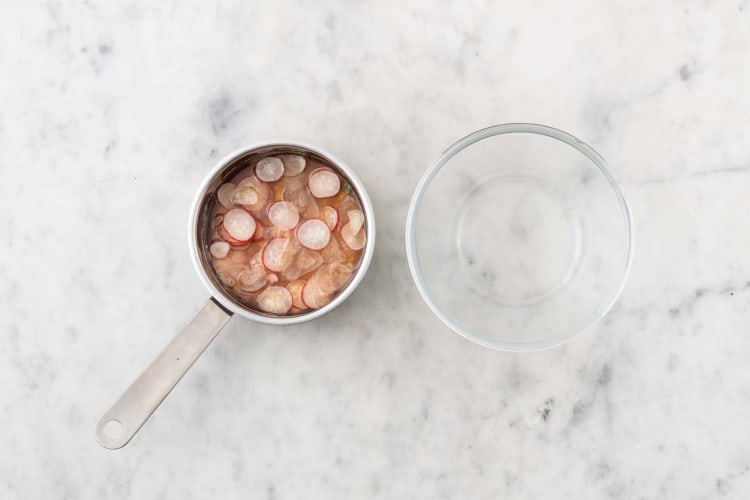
(208, 154, 367, 315)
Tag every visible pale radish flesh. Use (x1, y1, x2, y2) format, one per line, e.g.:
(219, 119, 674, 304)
(262, 237, 300, 272)
(283, 184, 319, 219)
(212, 258, 246, 287)
(280, 155, 306, 176)
(232, 186, 259, 207)
(308, 168, 341, 198)
(256, 157, 284, 182)
(217, 183, 236, 209)
(209, 155, 367, 315)
(320, 237, 346, 263)
(287, 279, 307, 309)
(302, 278, 331, 309)
(210, 241, 231, 259)
(296, 248, 324, 275)
(341, 222, 367, 251)
(257, 286, 292, 314)
(237, 268, 267, 292)
(315, 262, 354, 295)
(296, 219, 331, 250)
(337, 195, 359, 222)
(237, 176, 272, 210)
(268, 201, 300, 231)
(347, 209, 365, 233)
(321, 206, 339, 230)
(223, 209, 256, 242)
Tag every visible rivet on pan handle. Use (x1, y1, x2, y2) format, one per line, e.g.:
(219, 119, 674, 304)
(95, 299, 232, 449)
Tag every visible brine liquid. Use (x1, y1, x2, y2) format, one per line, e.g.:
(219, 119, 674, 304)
(208, 154, 367, 315)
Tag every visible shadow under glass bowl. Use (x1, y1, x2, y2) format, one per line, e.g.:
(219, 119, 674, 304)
(406, 123, 634, 351)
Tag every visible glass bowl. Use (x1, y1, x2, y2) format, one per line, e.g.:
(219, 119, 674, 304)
(406, 124, 634, 351)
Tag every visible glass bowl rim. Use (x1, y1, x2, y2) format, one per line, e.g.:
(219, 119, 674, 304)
(404, 123, 635, 352)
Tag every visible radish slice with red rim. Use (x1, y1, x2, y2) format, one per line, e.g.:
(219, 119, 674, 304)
(223, 209, 256, 242)
(296, 219, 331, 250)
(256, 157, 284, 182)
(257, 286, 292, 314)
(209, 241, 230, 259)
(347, 209, 365, 234)
(287, 279, 307, 309)
(280, 155, 306, 176)
(262, 237, 299, 272)
(315, 262, 354, 295)
(217, 183, 236, 209)
(321, 206, 338, 230)
(268, 201, 300, 231)
(308, 168, 341, 198)
(341, 222, 366, 251)
(301, 278, 331, 309)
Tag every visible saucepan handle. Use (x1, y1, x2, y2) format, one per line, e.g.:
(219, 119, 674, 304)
(95, 298, 232, 449)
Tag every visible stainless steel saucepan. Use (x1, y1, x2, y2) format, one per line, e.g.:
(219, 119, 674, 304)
(95, 142, 376, 449)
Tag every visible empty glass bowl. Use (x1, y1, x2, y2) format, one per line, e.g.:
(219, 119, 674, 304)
(406, 124, 634, 351)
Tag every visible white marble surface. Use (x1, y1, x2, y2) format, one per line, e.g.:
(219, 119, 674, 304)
(2, 1, 750, 498)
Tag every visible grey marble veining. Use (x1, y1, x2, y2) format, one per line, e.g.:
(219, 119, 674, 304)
(2, 1, 750, 498)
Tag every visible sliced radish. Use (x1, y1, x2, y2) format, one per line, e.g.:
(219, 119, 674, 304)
(280, 155, 306, 176)
(308, 168, 341, 198)
(257, 286, 292, 314)
(341, 222, 367, 251)
(249, 249, 264, 270)
(301, 278, 331, 309)
(262, 237, 299, 272)
(262, 226, 290, 241)
(217, 224, 245, 245)
(282, 183, 319, 219)
(278, 174, 305, 199)
(256, 157, 284, 182)
(321, 206, 339, 230)
(268, 273, 279, 284)
(296, 219, 330, 250)
(287, 279, 307, 309)
(217, 183, 236, 209)
(268, 201, 300, 231)
(209, 241, 231, 259)
(347, 209, 365, 233)
(337, 195, 359, 221)
(233, 166, 256, 184)
(254, 221, 265, 240)
(212, 259, 246, 287)
(237, 268, 267, 292)
(237, 176, 272, 206)
(232, 186, 259, 207)
(296, 248, 324, 276)
(227, 248, 249, 265)
(223, 208, 256, 242)
(316, 262, 354, 294)
(282, 246, 324, 281)
(320, 237, 346, 263)
(280, 266, 301, 282)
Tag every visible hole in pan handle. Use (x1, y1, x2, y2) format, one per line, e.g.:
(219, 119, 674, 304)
(95, 298, 233, 449)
